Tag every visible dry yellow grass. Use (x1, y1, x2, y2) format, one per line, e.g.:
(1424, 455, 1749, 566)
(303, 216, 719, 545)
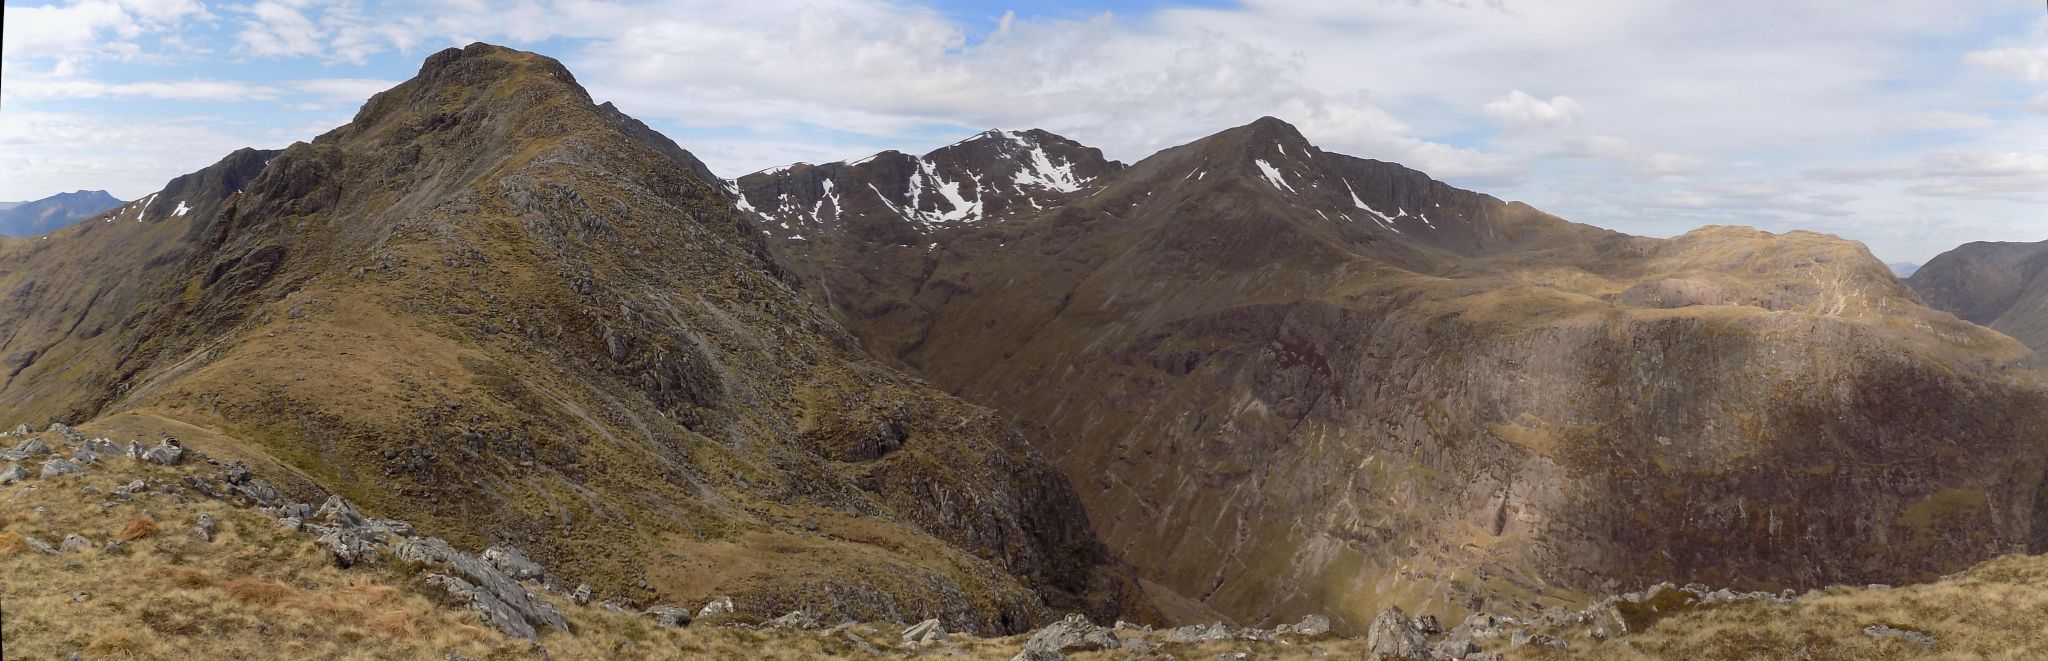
(0, 459, 978, 659)
(116, 515, 157, 541)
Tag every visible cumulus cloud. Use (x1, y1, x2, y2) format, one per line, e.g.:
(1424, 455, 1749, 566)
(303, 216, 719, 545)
(0, 0, 208, 67)
(1483, 90, 1582, 131)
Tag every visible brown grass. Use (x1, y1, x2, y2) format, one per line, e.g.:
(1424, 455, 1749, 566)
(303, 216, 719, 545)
(118, 515, 159, 541)
(0, 531, 24, 556)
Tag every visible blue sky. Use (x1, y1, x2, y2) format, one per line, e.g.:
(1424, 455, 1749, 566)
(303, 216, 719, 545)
(3, 0, 2045, 263)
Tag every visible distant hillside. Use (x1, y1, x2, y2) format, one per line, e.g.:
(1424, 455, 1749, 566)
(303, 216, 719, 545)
(1888, 262, 1919, 277)
(0, 190, 123, 237)
(1909, 239, 2048, 357)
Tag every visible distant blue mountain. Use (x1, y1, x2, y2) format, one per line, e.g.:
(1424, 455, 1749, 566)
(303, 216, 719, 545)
(0, 190, 124, 237)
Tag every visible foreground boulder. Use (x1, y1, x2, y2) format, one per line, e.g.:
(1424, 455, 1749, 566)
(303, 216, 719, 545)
(1013, 613, 1120, 661)
(1367, 607, 1430, 660)
(398, 537, 568, 639)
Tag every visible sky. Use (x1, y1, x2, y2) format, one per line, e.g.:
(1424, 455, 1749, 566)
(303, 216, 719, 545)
(2, 0, 2044, 263)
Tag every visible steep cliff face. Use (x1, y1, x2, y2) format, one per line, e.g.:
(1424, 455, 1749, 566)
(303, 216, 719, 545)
(743, 117, 2048, 633)
(0, 43, 1147, 633)
(1909, 239, 2048, 358)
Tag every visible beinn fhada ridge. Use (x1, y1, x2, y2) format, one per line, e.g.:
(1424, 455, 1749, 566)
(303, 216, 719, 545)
(4, 42, 2047, 660)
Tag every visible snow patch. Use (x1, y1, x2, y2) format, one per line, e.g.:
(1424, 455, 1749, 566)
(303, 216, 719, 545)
(1254, 159, 1295, 193)
(172, 200, 191, 217)
(134, 193, 158, 221)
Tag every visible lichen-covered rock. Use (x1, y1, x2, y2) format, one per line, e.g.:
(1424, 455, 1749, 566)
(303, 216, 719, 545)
(24, 536, 56, 554)
(1509, 629, 1567, 651)
(139, 440, 184, 465)
(13, 438, 51, 457)
(481, 545, 544, 582)
(572, 583, 593, 605)
(0, 463, 27, 485)
(192, 513, 218, 542)
(319, 528, 375, 567)
(429, 573, 540, 639)
(398, 537, 568, 636)
(1165, 623, 1236, 643)
(40, 458, 84, 478)
(1013, 613, 1119, 661)
(45, 423, 86, 443)
(1864, 624, 1936, 647)
(317, 495, 366, 528)
(767, 610, 820, 629)
(1293, 614, 1332, 637)
(643, 605, 693, 627)
(59, 534, 93, 553)
(698, 595, 735, 617)
(902, 618, 944, 645)
(1365, 607, 1430, 661)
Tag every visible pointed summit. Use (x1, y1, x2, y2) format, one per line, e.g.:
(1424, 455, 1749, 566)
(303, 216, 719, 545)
(733, 127, 1122, 238)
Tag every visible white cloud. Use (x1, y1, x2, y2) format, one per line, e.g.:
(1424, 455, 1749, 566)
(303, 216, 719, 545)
(0, 111, 283, 200)
(5, 79, 280, 102)
(1965, 47, 2048, 81)
(0, 0, 207, 65)
(1907, 111, 1996, 131)
(1483, 90, 1582, 131)
(1562, 135, 1706, 176)
(1807, 149, 2048, 200)
(0, 76, 397, 106)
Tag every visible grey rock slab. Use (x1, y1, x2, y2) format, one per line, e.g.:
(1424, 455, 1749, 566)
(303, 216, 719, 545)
(643, 605, 693, 627)
(428, 573, 538, 640)
(1864, 624, 1936, 647)
(1013, 613, 1119, 661)
(1366, 607, 1430, 661)
(40, 458, 85, 478)
(481, 545, 545, 581)
(398, 537, 567, 635)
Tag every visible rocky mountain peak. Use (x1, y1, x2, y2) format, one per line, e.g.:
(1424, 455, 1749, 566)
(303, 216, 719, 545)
(733, 127, 1121, 243)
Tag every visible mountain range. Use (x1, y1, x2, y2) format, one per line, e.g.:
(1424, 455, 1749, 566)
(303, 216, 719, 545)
(0, 190, 124, 237)
(735, 114, 2048, 632)
(3, 42, 2047, 653)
